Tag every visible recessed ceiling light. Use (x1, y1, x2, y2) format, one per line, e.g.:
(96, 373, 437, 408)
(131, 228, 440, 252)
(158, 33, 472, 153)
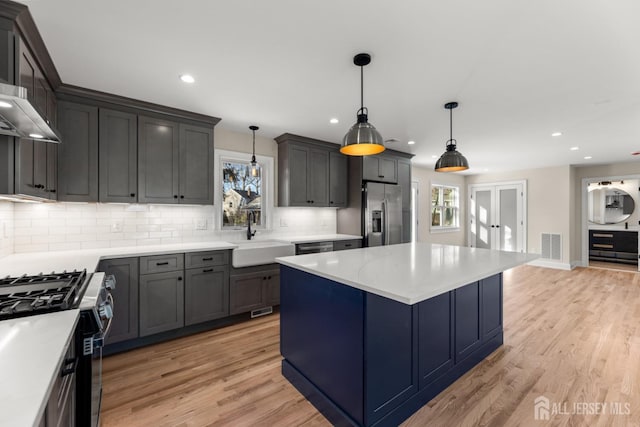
(431, 155, 438, 159)
(29, 133, 43, 139)
(484, 168, 489, 172)
(0, 101, 12, 108)
(584, 156, 592, 160)
(179, 74, 195, 84)
(631, 151, 640, 156)
(329, 118, 339, 124)
(570, 146, 579, 151)
(551, 132, 562, 137)
(407, 140, 415, 145)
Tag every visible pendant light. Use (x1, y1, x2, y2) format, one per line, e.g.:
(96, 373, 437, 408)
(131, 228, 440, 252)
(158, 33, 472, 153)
(435, 102, 469, 172)
(340, 53, 385, 156)
(249, 125, 259, 177)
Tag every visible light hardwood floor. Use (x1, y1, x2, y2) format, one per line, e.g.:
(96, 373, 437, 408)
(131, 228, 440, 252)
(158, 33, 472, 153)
(102, 266, 640, 426)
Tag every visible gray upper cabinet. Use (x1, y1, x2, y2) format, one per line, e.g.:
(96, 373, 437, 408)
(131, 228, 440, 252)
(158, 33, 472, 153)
(398, 158, 412, 243)
(179, 123, 214, 205)
(138, 116, 180, 204)
(329, 151, 348, 207)
(276, 133, 345, 208)
(99, 109, 137, 203)
(363, 155, 397, 183)
(15, 139, 56, 200)
(57, 101, 99, 202)
(138, 117, 214, 205)
(46, 143, 57, 199)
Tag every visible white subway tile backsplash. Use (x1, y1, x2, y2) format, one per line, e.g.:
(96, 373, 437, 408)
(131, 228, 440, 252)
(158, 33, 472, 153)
(7, 202, 337, 254)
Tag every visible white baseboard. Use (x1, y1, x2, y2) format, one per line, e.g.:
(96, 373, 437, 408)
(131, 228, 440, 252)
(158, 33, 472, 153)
(527, 259, 574, 270)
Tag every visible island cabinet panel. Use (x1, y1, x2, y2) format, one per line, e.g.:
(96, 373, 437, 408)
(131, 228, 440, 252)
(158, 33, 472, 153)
(364, 294, 417, 425)
(481, 274, 503, 340)
(417, 292, 454, 388)
(454, 281, 482, 362)
(280, 265, 505, 427)
(99, 258, 139, 345)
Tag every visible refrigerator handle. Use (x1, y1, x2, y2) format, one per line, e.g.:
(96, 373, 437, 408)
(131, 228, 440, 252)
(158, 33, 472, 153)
(382, 200, 387, 245)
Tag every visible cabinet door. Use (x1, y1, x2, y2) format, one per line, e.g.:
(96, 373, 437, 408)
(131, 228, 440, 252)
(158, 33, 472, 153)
(185, 266, 229, 325)
(308, 148, 329, 206)
(33, 141, 47, 198)
(138, 116, 179, 204)
(139, 271, 184, 336)
(481, 274, 503, 341)
(398, 159, 411, 211)
(378, 157, 397, 183)
(418, 292, 454, 388)
(288, 145, 309, 206)
(46, 142, 57, 199)
(15, 139, 36, 197)
(57, 101, 99, 202)
(362, 156, 380, 182)
(179, 123, 214, 204)
(229, 273, 266, 315)
(18, 39, 36, 105)
(329, 151, 347, 207)
(454, 281, 482, 362)
(264, 270, 280, 307)
(99, 258, 139, 345)
(99, 109, 137, 203)
(333, 239, 362, 251)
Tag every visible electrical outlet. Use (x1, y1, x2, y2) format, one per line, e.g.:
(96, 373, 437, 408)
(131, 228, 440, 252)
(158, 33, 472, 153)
(280, 218, 288, 227)
(195, 218, 208, 230)
(111, 221, 123, 232)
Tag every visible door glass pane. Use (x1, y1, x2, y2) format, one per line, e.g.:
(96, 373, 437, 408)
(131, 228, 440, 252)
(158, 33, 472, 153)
(474, 190, 492, 249)
(499, 188, 518, 252)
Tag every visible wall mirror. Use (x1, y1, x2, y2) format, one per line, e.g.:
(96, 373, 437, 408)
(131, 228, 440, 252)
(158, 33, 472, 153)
(588, 186, 635, 224)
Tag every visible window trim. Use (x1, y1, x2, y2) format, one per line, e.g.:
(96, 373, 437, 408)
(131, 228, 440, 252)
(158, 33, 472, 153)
(214, 149, 274, 231)
(430, 183, 460, 233)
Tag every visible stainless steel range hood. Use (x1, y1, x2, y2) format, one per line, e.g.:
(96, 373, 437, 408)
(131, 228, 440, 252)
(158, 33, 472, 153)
(0, 81, 61, 143)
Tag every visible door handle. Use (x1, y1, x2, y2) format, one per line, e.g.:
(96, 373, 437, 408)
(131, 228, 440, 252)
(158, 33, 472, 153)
(381, 201, 387, 245)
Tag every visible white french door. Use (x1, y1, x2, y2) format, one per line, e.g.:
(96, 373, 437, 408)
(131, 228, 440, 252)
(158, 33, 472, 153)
(469, 181, 526, 253)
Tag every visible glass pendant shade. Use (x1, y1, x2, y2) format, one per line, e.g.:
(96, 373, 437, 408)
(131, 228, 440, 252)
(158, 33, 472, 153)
(341, 53, 385, 156)
(249, 125, 259, 176)
(435, 101, 469, 172)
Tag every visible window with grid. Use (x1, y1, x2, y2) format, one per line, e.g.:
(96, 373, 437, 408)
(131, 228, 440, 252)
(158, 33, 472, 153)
(431, 184, 459, 231)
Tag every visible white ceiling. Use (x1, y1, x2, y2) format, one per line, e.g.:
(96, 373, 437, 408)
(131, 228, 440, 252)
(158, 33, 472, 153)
(17, 0, 640, 174)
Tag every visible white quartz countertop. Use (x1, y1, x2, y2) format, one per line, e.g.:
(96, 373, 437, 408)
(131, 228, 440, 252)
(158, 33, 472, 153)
(285, 234, 362, 244)
(277, 243, 539, 304)
(0, 310, 79, 427)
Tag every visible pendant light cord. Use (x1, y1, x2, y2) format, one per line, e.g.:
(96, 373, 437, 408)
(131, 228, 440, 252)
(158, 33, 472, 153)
(360, 65, 364, 112)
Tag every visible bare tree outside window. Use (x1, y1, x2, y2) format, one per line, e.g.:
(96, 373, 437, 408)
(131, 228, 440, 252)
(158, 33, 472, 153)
(222, 161, 263, 227)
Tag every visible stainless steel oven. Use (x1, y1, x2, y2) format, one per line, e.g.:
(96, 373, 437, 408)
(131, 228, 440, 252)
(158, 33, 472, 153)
(76, 272, 115, 427)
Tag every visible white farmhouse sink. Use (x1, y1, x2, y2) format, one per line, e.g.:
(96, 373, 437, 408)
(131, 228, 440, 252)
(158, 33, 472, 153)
(231, 240, 295, 268)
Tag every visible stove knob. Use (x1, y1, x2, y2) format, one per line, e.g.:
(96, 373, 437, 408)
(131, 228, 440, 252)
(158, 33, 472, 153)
(98, 303, 113, 320)
(104, 275, 116, 291)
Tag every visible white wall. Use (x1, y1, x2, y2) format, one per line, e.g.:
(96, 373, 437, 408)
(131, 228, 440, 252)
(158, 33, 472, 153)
(0, 201, 14, 257)
(412, 165, 466, 246)
(467, 165, 573, 265)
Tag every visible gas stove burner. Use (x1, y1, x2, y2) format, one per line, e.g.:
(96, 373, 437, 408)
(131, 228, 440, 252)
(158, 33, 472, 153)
(0, 270, 88, 320)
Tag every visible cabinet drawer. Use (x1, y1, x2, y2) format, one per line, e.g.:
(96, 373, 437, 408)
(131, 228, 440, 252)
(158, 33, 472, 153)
(185, 250, 229, 269)
(140, 253, 184, 274)
(333, 239, 362, 251)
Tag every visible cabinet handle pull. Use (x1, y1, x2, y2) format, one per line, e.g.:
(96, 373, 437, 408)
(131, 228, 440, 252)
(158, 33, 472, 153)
(202, 257, 213, 261)
(174, 195, 178, 199)
(50, 189, 56, 193)
(378, 175, 384, 178)
(344, 244, 352, 247)
(592, 233, 613, 238)
(267, 275, 272, 280)
(156, 262, 170, 266)
(130, 193, 136, 197)
(177, 277, 183, 281)
(203, 268, 213, 273)
(180, 195, 184, 199)
(330, 201, 334, 204)
(593, 243, 614, 249)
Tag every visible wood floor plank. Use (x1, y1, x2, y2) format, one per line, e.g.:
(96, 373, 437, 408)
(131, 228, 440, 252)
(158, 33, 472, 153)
(101, 265, 640, 426)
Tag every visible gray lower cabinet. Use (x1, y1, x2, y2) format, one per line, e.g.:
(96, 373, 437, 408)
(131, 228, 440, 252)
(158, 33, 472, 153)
(230, 265, 279, 315)
(185, 265, 229, 326)
(139, 270, 184, 337)
(44, 336, 75, 427)
(332, 239, 362, 251)
(99, 108, 138, 203)
(57, 101, 99, 202)
(99, 257, 139, 345)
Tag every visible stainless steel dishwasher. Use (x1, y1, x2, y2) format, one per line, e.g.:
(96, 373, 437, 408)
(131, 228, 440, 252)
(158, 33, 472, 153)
(295, 241, 334, 255)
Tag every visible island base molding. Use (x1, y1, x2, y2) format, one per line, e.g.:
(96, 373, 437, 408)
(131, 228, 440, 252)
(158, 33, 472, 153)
(280, 266, 504, 427)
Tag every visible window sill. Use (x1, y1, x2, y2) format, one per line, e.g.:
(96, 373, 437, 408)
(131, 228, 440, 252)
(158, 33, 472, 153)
(430, 227, 460, 234)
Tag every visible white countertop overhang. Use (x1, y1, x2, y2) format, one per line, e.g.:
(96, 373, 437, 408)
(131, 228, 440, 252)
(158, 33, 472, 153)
(277, 243, 539, 305)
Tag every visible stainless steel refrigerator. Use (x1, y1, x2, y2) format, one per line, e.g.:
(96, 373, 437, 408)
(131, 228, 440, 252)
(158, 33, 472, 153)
(364, 182, 402, 246)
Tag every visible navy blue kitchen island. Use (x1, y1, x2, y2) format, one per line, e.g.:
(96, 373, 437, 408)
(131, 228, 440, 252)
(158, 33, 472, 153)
(277, 243, 537, 426)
